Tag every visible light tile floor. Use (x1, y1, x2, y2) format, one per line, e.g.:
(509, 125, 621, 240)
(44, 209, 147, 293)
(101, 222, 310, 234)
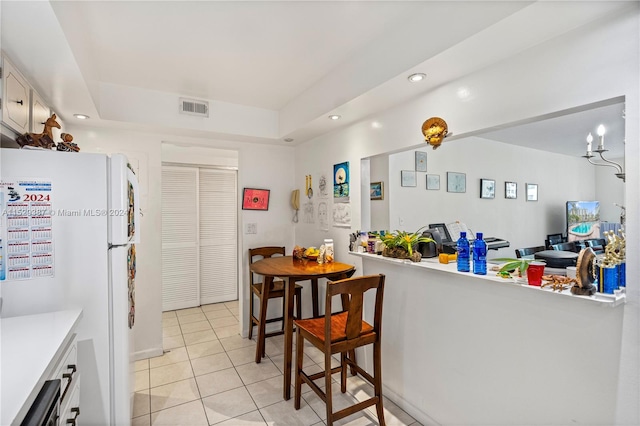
(133, 301, 420, 426)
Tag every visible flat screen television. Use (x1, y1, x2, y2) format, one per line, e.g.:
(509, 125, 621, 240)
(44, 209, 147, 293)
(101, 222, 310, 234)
(566, 201, 600, 242)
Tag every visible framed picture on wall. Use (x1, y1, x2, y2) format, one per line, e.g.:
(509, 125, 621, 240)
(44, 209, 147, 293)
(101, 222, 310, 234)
(333, 161, 350, 200)
(526, 183, 538, 201)
(447, 172, 466, 193)
(505, 181, 517, 199)
(426, 174, 440, 190)
(401, 170, 417, 187)
(370, 181, 384, 200)
(480, 179, 495, 199)
(242, 188, 270, 210)
(415, 151, 427, 172)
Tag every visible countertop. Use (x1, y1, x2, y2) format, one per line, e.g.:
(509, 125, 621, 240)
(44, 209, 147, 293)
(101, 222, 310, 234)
(350, 251, 626, 307)
(1, 308, 83, 425)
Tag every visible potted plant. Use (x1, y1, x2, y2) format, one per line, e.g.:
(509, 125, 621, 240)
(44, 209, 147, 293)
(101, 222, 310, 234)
(381, 228, 434, 262)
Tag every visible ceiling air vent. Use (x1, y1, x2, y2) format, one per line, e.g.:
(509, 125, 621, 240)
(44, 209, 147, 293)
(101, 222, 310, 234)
(179, 98, 209, 117)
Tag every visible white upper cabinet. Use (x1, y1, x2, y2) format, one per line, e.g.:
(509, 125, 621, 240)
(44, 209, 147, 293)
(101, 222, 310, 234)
(2, 56, 30, 134)
(30, 89, 50, 134)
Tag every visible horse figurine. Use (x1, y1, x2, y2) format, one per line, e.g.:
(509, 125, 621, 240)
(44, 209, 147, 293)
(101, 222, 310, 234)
(16, 113, 61, 149)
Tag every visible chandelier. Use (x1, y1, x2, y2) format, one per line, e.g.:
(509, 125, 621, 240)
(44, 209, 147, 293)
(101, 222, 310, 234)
(582, 124, 625, 182)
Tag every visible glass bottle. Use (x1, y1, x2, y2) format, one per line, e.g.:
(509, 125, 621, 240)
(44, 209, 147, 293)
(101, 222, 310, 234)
(473, 232, 487, 275)
(359, 231, 368, 253)
(456, 232, 470, 272)
(324, 239, 334, 262)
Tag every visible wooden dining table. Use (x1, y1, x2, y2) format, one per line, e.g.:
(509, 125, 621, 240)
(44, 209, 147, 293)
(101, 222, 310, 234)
(249, 255, 356, 400)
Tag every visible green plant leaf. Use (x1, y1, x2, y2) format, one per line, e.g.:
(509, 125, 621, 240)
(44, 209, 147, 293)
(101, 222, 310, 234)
(494, 257, 545, 273)
(519, 263, 528, 275)
(499, 261, 524, 272)
(381, 227, 435, 255)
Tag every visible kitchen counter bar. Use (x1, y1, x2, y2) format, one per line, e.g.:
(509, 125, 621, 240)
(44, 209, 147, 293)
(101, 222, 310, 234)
(350, 252, 627, 425)
(350, 252, 625, 306)
(1, 309, 83, 425)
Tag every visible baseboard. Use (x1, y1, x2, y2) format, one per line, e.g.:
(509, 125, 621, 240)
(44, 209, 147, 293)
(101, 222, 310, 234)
(382, 384, 441, 426)
(135, 347, 163, 361)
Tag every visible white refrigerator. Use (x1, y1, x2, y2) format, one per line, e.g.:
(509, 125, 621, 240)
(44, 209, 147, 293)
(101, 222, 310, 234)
(0, 148, 140, 425)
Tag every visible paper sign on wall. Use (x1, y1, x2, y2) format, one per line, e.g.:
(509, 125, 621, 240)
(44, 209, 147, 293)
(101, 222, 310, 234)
(0, 179, 54, 281)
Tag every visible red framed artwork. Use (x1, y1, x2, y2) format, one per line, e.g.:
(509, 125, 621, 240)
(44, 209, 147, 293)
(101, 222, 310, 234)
(242, 188, 270, 210)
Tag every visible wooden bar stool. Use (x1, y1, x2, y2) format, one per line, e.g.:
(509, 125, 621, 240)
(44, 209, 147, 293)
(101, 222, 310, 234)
(248, 247, 302, 362)
(294, 274, 386, 426)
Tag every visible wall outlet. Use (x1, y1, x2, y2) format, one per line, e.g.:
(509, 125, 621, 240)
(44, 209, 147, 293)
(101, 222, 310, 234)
(246, 223, 257, 234)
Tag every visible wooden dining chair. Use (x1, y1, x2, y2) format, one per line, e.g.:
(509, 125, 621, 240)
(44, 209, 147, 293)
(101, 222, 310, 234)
(248, 247, 302, 360)
(294, 274, 386, 426)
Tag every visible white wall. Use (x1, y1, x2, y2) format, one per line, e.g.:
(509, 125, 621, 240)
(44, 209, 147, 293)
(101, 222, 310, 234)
(378, 142, 623, 256)
(98, 82, 279, 139)
(67, 125, 296, 357)
(386, 137, 597, 257)
(294, 7, 639, 425)
(369, 154, 389, 231)
(161, 143, 239, 167)
(360, 256, 628, 426)
(595, 157, 626, 224)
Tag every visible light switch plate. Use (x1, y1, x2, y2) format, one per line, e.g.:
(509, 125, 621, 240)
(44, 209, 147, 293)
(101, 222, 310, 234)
(246, 223, 257, 234)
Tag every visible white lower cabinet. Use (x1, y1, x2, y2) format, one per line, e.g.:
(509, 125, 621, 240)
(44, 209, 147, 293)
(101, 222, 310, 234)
(60, 380, 80, 426)
(0, 309, 83, 425)
(50, 334, 81, 425)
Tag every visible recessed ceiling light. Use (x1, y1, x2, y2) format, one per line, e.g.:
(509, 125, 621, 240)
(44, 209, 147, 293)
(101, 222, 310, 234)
(407, 73, 426, 83)
(328, 115, 341, 120)
(73, 114, 90, 120)
(284, 138, 294, 142)
(456, 87, 471, 99)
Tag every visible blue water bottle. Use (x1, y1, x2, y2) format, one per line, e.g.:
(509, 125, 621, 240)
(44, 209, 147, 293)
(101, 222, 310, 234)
(456, 232, 470, 272)
(473, 232, 487, 275)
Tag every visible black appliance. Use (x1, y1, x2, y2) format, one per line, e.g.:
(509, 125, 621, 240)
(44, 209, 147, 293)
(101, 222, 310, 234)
(417, 228, 443, 258)
(427, 222, 510, 253)
(21, 379, 60, 426)
(426, 223, 456, 254)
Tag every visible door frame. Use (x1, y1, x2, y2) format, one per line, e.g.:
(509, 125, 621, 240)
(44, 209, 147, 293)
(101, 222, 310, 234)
(161, 162, 239, 311)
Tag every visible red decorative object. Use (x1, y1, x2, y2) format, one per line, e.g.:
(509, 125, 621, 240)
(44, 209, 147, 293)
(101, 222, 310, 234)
(242, 188, 270, 211)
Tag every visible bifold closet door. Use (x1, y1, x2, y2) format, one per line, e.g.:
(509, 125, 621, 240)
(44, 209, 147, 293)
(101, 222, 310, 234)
(162, 166, 200, 311)
(199, 168, 237, 304)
